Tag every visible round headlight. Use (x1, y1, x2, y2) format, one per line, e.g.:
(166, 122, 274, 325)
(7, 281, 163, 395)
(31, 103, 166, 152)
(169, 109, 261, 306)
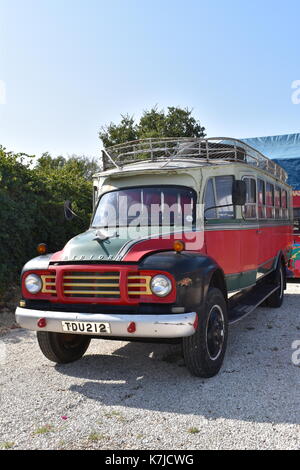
(25, 274, 42, 294)
(150, 275, 172, 297)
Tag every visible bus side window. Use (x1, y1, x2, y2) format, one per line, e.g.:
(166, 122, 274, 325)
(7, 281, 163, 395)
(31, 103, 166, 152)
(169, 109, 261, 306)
(215, 175, 235, 219)
(266, 182, 274, 218)
(258, 178, 266, 219)
(274, 186, 281, 219)
(204, 178, 217, 219)
(243, 177, 257, 219)
(281, 189, 288, 219)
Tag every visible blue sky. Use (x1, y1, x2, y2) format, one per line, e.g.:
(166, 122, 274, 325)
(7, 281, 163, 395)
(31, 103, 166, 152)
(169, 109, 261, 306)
(1, 0, 300, 158)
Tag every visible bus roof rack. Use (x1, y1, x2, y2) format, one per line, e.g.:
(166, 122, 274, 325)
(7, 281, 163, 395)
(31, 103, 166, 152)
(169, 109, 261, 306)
(101, 137, 288, 183)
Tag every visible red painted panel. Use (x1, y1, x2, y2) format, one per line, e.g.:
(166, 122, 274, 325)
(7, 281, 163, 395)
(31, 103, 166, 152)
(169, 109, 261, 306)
(123, 231, 205, 262)
(124, 225, 292, 277)
(204, 229, 241, 274)
(293, 192, 300, 208)
(50, 251, 63, 262)
(259, 225, 293, 268)
(240, 228, 258, 272)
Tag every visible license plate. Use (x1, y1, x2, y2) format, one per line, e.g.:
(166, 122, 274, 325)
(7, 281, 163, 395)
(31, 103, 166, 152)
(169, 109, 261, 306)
(61, 321, 111, 335)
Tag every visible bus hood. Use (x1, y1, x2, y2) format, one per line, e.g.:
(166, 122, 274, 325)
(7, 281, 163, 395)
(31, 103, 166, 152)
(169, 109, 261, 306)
(50, 226, 202, 263)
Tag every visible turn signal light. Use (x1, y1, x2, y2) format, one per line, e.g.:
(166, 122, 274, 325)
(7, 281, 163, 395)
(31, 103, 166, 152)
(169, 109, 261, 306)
(173, 240, 185, 253)
(37, 243, 47, 255)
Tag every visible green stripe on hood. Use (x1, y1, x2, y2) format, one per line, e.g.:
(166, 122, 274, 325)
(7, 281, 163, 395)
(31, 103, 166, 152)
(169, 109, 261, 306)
(60, 227, 169, 261)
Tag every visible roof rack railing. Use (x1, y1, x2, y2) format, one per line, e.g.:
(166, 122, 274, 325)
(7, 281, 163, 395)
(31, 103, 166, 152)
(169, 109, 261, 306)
(101, 137, 288, 183)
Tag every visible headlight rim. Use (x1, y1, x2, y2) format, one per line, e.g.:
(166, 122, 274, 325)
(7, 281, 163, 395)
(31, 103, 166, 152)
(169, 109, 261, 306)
(150, 274, 172, 298)
(24, 273, 42, 294)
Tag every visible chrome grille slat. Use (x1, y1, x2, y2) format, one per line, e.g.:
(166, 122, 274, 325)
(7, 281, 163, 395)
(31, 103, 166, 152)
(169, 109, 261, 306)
(127, 274, 152, 296)
(64, 283, 120, 287)
(41, 274, 57, 295)
(63, 271, 120, 298)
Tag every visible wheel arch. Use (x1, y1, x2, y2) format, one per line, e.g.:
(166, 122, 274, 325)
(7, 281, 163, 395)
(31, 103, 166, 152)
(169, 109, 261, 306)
(139, 250, 227, 310)
(208, 268, 228, 302)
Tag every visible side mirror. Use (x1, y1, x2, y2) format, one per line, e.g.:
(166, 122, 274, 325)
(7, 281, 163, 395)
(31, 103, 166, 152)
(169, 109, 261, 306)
(232, 180, 247, 206)
(64, 200, 75, 221)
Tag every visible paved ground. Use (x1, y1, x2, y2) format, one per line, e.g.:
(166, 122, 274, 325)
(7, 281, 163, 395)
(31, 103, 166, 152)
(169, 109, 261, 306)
(0, 283, 299, 450)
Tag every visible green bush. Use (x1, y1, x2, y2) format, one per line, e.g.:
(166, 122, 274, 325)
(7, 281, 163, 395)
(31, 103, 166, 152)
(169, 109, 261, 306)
(0, 147, 95, 298)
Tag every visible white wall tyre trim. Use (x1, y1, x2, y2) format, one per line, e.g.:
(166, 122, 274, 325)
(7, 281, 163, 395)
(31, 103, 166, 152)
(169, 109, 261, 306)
(205, 304, 225, 361)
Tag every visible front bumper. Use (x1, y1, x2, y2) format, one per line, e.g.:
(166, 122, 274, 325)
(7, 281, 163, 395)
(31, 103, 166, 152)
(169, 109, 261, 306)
(15, 307, 197, 339)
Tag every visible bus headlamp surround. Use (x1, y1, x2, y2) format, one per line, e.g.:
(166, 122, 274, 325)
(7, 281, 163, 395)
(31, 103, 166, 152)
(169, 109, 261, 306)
(150, 275, 172, 297)
(25, 274, 42, 294)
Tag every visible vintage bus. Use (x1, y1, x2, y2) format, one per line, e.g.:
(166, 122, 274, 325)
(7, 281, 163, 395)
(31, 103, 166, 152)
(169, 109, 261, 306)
(15, 138, 293, 377)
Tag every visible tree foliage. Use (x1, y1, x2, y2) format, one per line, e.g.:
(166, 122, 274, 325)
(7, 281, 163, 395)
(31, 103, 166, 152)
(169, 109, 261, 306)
(99, 114, 138, 148)
(99, 106, 206, 147)
(0, 147, 97, 297)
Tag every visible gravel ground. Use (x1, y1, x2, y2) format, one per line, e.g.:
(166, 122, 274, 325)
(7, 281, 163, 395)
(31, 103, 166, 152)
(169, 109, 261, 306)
(0, 283, 299, 450)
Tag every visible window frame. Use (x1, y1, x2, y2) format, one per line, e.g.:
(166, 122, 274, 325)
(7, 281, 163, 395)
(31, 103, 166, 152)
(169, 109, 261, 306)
(281, 189, 288, 220)
(266, 181, 275, 219)
(203, 175, 236, 221)
(242, 175, 257, 220)
(257, 178, 266, 219)
(203, 177, 217, 219)
(274, 185, 281, 220)
(91, 184, 197, 228)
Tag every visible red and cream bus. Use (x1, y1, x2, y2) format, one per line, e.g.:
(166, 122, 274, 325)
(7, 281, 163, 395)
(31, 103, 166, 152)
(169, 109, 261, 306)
(15, 138, 293, 377)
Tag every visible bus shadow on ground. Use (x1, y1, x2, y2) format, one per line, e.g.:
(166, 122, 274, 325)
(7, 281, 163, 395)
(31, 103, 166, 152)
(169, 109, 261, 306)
(57, 296, 300, 426)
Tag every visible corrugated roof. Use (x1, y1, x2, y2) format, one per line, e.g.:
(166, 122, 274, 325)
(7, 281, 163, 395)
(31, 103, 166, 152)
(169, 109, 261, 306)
(242, 133, 300, 160)
(242, 134, 300, 189)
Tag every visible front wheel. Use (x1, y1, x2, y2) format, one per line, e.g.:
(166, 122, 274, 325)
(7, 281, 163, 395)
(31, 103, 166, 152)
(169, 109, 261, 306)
(37, 331, 91, 364)
(182, 287, 228, 378)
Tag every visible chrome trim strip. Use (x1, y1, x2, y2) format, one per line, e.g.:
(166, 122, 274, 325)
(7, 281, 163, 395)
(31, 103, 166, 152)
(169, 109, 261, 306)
(15, 307, 197, 339)
(229, 285, 280, 325)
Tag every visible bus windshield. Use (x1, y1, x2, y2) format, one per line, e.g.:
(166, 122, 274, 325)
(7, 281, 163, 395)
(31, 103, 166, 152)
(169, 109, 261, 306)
(92, 186, 196, 228)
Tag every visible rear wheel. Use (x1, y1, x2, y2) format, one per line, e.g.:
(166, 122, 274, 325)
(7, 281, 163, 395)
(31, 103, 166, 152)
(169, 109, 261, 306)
(182, 287, 228, 378)
(265, 261, 285, 308)
(37, 331, 91, 363)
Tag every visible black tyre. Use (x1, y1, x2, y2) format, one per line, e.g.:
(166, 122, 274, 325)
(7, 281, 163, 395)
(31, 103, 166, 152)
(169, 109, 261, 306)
(37, 331, 91, 364)
(182, 287, 228, 378)
(265, 261, 285, 308)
